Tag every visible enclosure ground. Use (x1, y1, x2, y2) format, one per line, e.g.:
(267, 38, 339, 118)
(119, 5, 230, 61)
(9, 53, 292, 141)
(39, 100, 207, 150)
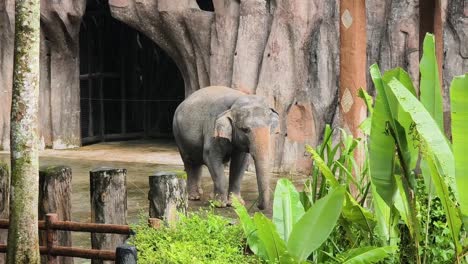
(0, 140, 305, 263)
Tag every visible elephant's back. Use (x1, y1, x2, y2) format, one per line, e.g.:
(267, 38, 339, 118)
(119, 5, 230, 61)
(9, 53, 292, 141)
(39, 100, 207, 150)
(173, 86, 244, 156)
(184, 86, 245, 105)
(175, 86, 244, 122)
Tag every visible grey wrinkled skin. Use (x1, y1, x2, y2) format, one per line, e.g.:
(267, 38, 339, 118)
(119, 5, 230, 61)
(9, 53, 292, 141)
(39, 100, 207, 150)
(173, 86, 279, 210)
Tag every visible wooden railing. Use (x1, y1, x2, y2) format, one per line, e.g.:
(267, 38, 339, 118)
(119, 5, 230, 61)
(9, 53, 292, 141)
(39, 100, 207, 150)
(0, 213, 132, 263)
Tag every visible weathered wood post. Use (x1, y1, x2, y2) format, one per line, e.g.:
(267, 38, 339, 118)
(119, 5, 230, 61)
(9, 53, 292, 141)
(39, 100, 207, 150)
(45, 214, 59, 264)
(90, 168, 127, 264)
(39, 166, 73, 264)
(0, 163, 8, 264)
(115, 244, 137, 264)
(148, 172, 187, 225)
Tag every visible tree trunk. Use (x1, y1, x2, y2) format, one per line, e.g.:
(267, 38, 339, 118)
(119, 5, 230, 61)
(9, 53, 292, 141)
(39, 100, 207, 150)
(0, 0, 14, 151)
(109, 0, 340, 173)
(0, 163, 9, 264)
(7, 0, 41, 262)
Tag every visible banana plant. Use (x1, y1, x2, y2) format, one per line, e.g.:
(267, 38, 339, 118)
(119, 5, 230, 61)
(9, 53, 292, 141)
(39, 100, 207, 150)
(234, 181, 346, 263)
(387, 73, 465, 259)
(234, 180, 396, 263)
(450, 74, 468, 229)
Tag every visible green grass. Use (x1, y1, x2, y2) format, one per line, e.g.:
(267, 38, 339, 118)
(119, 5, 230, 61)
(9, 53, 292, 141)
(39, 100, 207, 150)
(130, 210, 260, 264)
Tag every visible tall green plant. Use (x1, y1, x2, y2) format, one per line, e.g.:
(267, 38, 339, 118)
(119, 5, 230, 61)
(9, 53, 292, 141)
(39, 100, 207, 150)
(364, 33, 467, 261)
(451, 74, 468, 228)
(234, 180, 396, 263)
(234, 182, 346, 263)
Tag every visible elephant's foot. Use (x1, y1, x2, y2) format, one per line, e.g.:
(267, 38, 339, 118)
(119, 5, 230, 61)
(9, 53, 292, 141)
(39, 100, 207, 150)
(227, 193, 245, 207)
(188, 187, 203, 201)
(210, 193, 228, 208)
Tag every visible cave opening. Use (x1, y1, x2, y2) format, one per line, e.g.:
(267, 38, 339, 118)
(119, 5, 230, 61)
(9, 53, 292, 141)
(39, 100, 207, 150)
(196, 0, 215, 12)
(79, 0, 185, 145)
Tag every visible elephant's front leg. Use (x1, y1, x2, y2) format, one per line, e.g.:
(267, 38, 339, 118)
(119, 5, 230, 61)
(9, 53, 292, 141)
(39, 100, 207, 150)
(204, 151, 228, 207)
(186, 164, 203, 200)
(227, 151, 249, 206)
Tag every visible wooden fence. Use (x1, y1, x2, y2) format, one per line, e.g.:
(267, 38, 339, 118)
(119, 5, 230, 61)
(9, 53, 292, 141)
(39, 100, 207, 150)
(0, 165, 187, 263)
(0, 214, 130, 261)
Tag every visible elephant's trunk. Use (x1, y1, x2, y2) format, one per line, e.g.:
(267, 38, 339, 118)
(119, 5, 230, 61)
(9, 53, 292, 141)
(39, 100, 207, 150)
(250, 127, 271, 210)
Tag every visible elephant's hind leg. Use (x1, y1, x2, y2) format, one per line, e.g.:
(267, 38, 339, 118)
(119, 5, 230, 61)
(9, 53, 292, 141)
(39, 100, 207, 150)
(186, 164, 203, 200)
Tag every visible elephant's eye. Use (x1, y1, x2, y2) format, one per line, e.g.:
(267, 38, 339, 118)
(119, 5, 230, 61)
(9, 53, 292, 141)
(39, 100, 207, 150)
(241, 127, 251, 133)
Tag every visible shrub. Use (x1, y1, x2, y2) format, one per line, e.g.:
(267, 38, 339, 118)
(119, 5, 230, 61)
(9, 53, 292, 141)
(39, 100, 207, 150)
(130, 210, 259, 264)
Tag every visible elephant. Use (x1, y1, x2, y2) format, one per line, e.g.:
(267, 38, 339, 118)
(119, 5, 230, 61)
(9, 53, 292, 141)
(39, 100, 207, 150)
(173, 86, 279, 210)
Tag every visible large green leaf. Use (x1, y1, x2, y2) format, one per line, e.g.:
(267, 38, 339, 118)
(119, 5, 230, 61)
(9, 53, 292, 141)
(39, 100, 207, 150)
(232, 197, 267, 259)
(369, 64, 397, 205)
(253, 213, 289, 262)
(337, 246, 397, 264)
(273, 179, 305, 242)
(388, 78, 462, 254)
(424, 154, 462, 255)
(387, 78, 457, 200)
(450, 74, 468, 227)
(287, 186, 345, 261)
(342, 192, 375, 232)
(383, 68, 419, 172)
(372, 186, 399, 246)
(420, 33, 444, 131)
(358, 88, 374, 135)
(394, 175, 420, 241)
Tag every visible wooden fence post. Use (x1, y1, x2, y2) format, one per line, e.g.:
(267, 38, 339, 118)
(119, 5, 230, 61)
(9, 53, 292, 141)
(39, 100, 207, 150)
(115, 244, 137, 264)
(0, 163, 8, 264)
(39, 166, 73, 264)
(90, 168, 127, 264)
(46, 213, 59, 264)
(148, 172, 187, 225)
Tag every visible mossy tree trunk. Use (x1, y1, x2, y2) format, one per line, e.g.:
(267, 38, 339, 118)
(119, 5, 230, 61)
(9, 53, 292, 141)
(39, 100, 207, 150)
(7, 0, 41, 263)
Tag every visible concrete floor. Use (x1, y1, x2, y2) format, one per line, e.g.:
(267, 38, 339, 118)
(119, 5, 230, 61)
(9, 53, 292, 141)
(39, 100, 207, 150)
(0, 139, 306, 263)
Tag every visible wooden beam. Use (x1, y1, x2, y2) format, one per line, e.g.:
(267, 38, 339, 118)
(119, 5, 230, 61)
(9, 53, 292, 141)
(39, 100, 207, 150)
(339, 0, 367, 139)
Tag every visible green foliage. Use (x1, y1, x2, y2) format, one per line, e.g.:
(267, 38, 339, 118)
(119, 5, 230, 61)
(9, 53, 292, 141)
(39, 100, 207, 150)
(363, 32, 467, 262)
(273, 179, 305, 242)
(417, 178, 456, 263)
(130, 211, 259, 264)
(288, 186, 345, 261)
(451, 74, 468, 228)
(233, 181, 346, 263)
(334, 246, 397, 264)
(387, 69, 462, 255)
(420, 33, 444, 131)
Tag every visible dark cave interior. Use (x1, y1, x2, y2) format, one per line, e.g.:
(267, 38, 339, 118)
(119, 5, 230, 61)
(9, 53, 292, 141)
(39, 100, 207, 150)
(79, 0, 185, 145)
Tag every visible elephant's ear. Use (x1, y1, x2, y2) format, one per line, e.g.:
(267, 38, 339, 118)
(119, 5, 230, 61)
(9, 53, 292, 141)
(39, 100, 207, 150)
(270, 108, 280, 134)
(214, 110, 233, 141)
